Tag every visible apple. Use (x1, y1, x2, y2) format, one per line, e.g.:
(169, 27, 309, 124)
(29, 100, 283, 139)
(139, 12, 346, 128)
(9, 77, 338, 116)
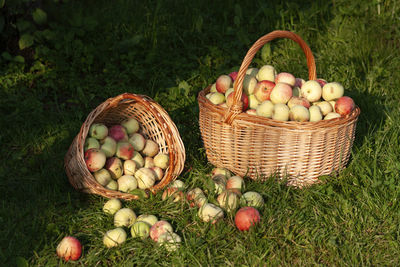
(315, 101, 333, 116)
(216, 75, 232, 94)
(272, 103, 290, 121)
(136, 214, 158, 226)
(246, 67, 259, 77)
(103, 198, 122, 215)
(210, 83, 217, 93)
(292, 87, 301, 97)
(144, 157, 155, 168)
(335, 96, 355, 116)
(316, 78, 328, 87)
(89, 123, 108, 140)
(229, 71, 238, 81)
(217, 190, 239, 212)
(324, 112, 341, 120)
(84, 137, 100, 151)
(246, 109, 258, 115)
(235, 207, 261, 231)
(114, 208, 136, 227)
(289, 105, 310, 122)
(240, 191, 264, 208)
(219, 103, 228, 108)
(212, 174, 227, 194)
(121, 118, 140, 134)
(157, 232, 182, 252)
(248, 95, 260, 109)
(84, 148, 106, 172)
(322, 82, 344, 101)
(186, 188, 207, 208)
(131, 221, 151, 239)
(123, 160, 137, 175)
(142, 139, 159, 157)
(211, 167, 231, 178)
(151, 167, 164, 181)
(256, 100, 274, 118)
(105, 157, 123, 179)
(117, 175, 138, 192)
(243, 75, 258, 95)
(169, 179, 185, 189)
(103, 228, 127, 248)
(224, 88, 234, 99)
(106, 180, 118, 190)
(301, 80, 322, 102)
(150, 220, 174, 242)
(294, 78, 305, 88)
(131, 151, 144, 168)
(270, 83, 292, 104)
(226, 175, 244, 191)
(256, 65, 276, 82)
(275, 72, 296, 86)
(162, 187, 185, 202)
(198, 203, 224, 223)
(208, 92, 225, 105)
(154, 153, 170, 169)
(100, 136, 117, 158)
(135, 167, 156, 189)
(94, 168, 112, 186)
(329, 100, 336, 110)
(253, 80, 275, 102)
(56, 236, 82, 261)
(115, 141, 134, 160)
(287, 96, 311, 109)
(308, 105, 323, 122)
(128, 133, 146, 152)
(108, 125, 128, 142)
(206, 93, 213, 99)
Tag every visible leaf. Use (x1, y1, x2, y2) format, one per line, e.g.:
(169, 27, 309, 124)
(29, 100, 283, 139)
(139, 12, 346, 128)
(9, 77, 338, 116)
(32, 8, 47, 25)
(1, 51, 12, 60)
(0, 0, 4, 8)
(13, 55, 25, 63)
(18, 34, 34, 50)
(129, 189, 148, 199)
(16, 19, 33, 32)
(261, 43, 271, 62)
(15, 257, 29, 267)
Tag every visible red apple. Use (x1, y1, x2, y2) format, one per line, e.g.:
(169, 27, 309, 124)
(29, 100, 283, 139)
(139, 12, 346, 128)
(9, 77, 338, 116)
(253, 80, 275, 102)
(108, 125, 128, 141)
(84, 148, 106, 172)
(234, 207, 261, 231)
(229, 71, 238, 81)
(316, 78, 328, 87)
(56, 236, 82, 261)
(115, 141, 134, 160)
(216, 75, 232, 94)
(335, 96, 355, 116)
(275, 72, 296, 86)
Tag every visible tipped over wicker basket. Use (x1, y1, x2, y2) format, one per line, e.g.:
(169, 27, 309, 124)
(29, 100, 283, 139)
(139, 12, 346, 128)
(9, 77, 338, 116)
(198, 30, 360, 187)
(65, 93, 186, 200)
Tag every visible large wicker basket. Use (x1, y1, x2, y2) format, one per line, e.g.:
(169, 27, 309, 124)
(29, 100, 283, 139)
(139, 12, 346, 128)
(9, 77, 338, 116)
(198, 30, 360, 187)
(65, 93, 186, 200)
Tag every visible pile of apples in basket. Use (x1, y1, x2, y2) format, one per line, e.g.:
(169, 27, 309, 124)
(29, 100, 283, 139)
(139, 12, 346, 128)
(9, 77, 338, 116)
(207, 64, 356, 121)
(84, 119, 169, 192)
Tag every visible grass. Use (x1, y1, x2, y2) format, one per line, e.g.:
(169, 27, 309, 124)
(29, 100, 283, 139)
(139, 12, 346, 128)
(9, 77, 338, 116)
(1, 0, 400, 265)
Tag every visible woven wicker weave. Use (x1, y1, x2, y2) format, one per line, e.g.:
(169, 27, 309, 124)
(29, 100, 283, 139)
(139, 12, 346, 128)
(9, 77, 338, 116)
(65, 93, 186, 200)
(198, 30, 360, 187)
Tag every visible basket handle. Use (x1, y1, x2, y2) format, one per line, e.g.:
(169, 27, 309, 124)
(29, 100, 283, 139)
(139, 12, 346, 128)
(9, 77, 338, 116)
(224, 30, 317, 124)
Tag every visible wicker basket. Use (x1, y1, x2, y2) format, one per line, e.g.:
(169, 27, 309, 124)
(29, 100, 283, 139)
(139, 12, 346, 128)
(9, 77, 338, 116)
(198, 30, 360, 187)
(65, 93, 186, 200)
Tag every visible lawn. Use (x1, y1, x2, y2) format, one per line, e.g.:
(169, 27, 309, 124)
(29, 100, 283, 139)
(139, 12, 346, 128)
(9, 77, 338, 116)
(1, 0, 400, 266)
